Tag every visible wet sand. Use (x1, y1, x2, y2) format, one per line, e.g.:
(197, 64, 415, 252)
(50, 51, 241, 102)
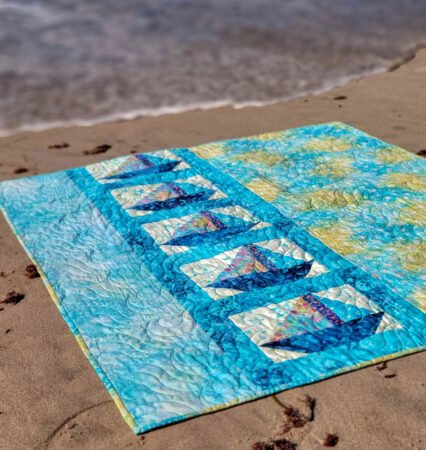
(0, 50, 425, 450)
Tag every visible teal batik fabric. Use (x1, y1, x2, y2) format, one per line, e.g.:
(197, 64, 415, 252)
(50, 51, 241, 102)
(0, 122, 424, 433)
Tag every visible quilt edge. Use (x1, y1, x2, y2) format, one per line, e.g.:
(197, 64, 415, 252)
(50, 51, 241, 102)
(133, 345, 424, 434)
(0, 206, 139, 434)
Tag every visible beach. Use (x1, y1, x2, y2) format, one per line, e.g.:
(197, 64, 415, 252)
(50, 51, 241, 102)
(0, 48, 425, 450)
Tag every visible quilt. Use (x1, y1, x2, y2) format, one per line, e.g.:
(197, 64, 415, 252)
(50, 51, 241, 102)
(0, 122, 424, 433)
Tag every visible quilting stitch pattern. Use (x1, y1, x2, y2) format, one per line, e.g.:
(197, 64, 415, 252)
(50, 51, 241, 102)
(0, 122, 424, 433)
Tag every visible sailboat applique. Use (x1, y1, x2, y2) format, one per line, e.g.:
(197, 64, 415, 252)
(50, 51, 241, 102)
(207, 244, 315, 291)
(111, 175, 227, 217)
(261, 293, 384, 353)
(103, 154, 182, 180)
(86, 150, 189, 183)
(128, 181, 216, 212)
(230, 284, 400, 363)
(163, 211, 256, 246)
(181, 237, 328, 300)
(142, 205, 269, 254)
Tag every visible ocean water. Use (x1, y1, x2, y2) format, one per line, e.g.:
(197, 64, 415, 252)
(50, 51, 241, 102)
(1, 0, 426, 135)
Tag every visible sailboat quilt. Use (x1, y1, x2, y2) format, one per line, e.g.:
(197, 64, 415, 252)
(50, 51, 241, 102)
(0, 122, 424, 433)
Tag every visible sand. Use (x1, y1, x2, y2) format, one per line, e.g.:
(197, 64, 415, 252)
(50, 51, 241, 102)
(0, 50, 425, 450)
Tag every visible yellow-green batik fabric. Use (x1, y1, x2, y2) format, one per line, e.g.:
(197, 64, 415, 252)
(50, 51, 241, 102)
(0, 122, 424, 433)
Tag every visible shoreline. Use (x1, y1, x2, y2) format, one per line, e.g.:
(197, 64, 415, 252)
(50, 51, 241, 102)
(0, 48, 425, 450)
(1, 45, 425, 139)
(1, 48, 426, 180)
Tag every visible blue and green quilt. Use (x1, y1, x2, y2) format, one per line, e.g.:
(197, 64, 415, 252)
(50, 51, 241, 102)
(1, 122, 424, 433)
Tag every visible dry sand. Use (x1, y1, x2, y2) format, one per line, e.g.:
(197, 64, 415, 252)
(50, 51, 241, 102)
(1, 50, 425, 450)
